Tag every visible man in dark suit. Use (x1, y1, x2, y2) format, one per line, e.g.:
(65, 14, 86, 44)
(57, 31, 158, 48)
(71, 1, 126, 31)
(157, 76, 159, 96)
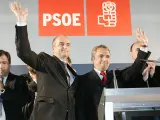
(0, 50, 30, 120)
(75, 44, 150, 120)
(126, 41, 160, 88)
(127, 28, 160, 88)
(10, 2, 77, 120)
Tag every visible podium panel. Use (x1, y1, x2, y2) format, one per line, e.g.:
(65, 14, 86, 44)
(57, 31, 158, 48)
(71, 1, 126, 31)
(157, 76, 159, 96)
(104, 88, 160, 120)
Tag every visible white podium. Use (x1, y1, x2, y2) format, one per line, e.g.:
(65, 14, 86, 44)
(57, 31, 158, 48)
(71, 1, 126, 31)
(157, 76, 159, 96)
(104, 88, 160, 120)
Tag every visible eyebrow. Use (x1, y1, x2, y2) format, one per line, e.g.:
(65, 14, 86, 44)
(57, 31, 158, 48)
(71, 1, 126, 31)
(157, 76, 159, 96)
(99, 54, 110, 56)
(59, 42, 70, 44)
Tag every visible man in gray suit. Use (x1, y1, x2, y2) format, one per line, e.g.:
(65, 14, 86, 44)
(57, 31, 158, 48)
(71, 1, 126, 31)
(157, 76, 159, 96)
(9, 1, 77, 120)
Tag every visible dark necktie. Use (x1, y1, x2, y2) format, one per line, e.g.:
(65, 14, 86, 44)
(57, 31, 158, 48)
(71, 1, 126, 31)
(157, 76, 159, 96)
(64, 63, 70, 85)
(100, 71, 107, 85)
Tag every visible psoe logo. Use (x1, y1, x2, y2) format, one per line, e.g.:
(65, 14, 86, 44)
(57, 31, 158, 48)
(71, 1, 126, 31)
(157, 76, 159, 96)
(98, 1, 117, 27)
(43, 13, 81, 27)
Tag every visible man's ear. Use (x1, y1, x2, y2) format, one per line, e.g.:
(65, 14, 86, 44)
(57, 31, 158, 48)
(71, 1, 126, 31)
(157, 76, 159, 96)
(52, 48, 54, 54)
(52, 43, 55, 53)
(130, 51, 135, 60)
(9, 64, 11, 70)
(91, 57, 94, 63)
(130, 51, 132, 57)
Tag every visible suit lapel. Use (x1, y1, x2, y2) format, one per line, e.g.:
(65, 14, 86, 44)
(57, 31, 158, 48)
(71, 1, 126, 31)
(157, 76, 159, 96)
(91, 69, 113, 87)
(67, 64, 78, 88)
(90, 70, 103, 85)
(52, 56, 69, 88)
(4, 73, 16, 90)
(67, 64, 77, 76)
(5, 73, 13, 87)
(56, 58, 78, 87)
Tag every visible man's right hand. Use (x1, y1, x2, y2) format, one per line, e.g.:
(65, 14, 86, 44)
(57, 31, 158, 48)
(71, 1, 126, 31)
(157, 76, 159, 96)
(142, 65, 150, 76)
(135, 28, 148, 47)
(9, 1, 28, 23)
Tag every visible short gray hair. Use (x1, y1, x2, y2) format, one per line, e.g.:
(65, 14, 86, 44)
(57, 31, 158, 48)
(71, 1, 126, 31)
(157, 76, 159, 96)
(91, 45, 110, 61)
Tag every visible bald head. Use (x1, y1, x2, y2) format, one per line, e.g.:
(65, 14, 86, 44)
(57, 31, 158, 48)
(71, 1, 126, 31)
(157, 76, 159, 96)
(130, 42, 143, 60)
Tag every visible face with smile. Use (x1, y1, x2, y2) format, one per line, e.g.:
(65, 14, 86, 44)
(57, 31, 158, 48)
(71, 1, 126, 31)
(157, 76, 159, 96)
(92, 45, 111, 71)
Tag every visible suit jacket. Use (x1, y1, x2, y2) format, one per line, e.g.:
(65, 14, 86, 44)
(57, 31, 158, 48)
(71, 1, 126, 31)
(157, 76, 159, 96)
(1, 72, 30, 120)
(75, 50, 150, 120)
(124, 63, 160, 88)
(15, 25, 78, 120)
(22, 73, 37, 120)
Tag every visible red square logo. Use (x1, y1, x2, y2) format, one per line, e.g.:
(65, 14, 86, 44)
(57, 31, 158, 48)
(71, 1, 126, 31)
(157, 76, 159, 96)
(86, 0, 132, 36)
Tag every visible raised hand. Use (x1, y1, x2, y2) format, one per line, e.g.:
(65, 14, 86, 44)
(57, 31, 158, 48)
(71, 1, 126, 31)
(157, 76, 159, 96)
(135, 28, 148, 47)
(142, 65, 150, 77)
(147, 62, 156, 75)
(9, 1, 28, 23)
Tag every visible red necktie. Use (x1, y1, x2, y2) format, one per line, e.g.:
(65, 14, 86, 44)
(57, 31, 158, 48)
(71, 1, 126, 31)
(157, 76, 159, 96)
(100, 71, 107, 85)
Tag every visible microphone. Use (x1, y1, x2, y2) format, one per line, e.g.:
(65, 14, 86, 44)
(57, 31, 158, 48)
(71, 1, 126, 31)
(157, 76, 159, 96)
(113, 69, 118, 89)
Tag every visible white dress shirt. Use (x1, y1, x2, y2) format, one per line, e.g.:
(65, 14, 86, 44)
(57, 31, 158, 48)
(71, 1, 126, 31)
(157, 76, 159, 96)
(94, 68, 106, 81)
(63, 62, 75, 86)
(0, 101, 6, 120)
(2, 76, 8, 86)
(0, 76, 7, 120)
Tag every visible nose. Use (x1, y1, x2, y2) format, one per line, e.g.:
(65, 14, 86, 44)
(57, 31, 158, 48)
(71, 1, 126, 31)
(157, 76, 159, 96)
(103, 57, 108, 61)
(63, 45, 67, 49)
(63, 44, 69, 49)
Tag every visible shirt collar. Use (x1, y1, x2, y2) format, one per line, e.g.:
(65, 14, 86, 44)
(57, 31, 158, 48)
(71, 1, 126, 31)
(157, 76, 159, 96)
(2, 75, 8, 85)
(1, 74, 8, 80)
(94, 68, 106, 80)
(60, 59, 67, 65)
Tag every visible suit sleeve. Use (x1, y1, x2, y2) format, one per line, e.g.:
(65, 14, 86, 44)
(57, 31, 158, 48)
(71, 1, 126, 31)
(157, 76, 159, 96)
(121, 50, 151, 82)
(15, 25, 47, 72)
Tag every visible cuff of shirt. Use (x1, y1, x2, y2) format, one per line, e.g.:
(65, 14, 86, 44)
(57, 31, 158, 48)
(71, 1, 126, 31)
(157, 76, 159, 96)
(17, 22, 27, 26)
(140, 47, 148, 53)
(150, 70, 155, 78)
